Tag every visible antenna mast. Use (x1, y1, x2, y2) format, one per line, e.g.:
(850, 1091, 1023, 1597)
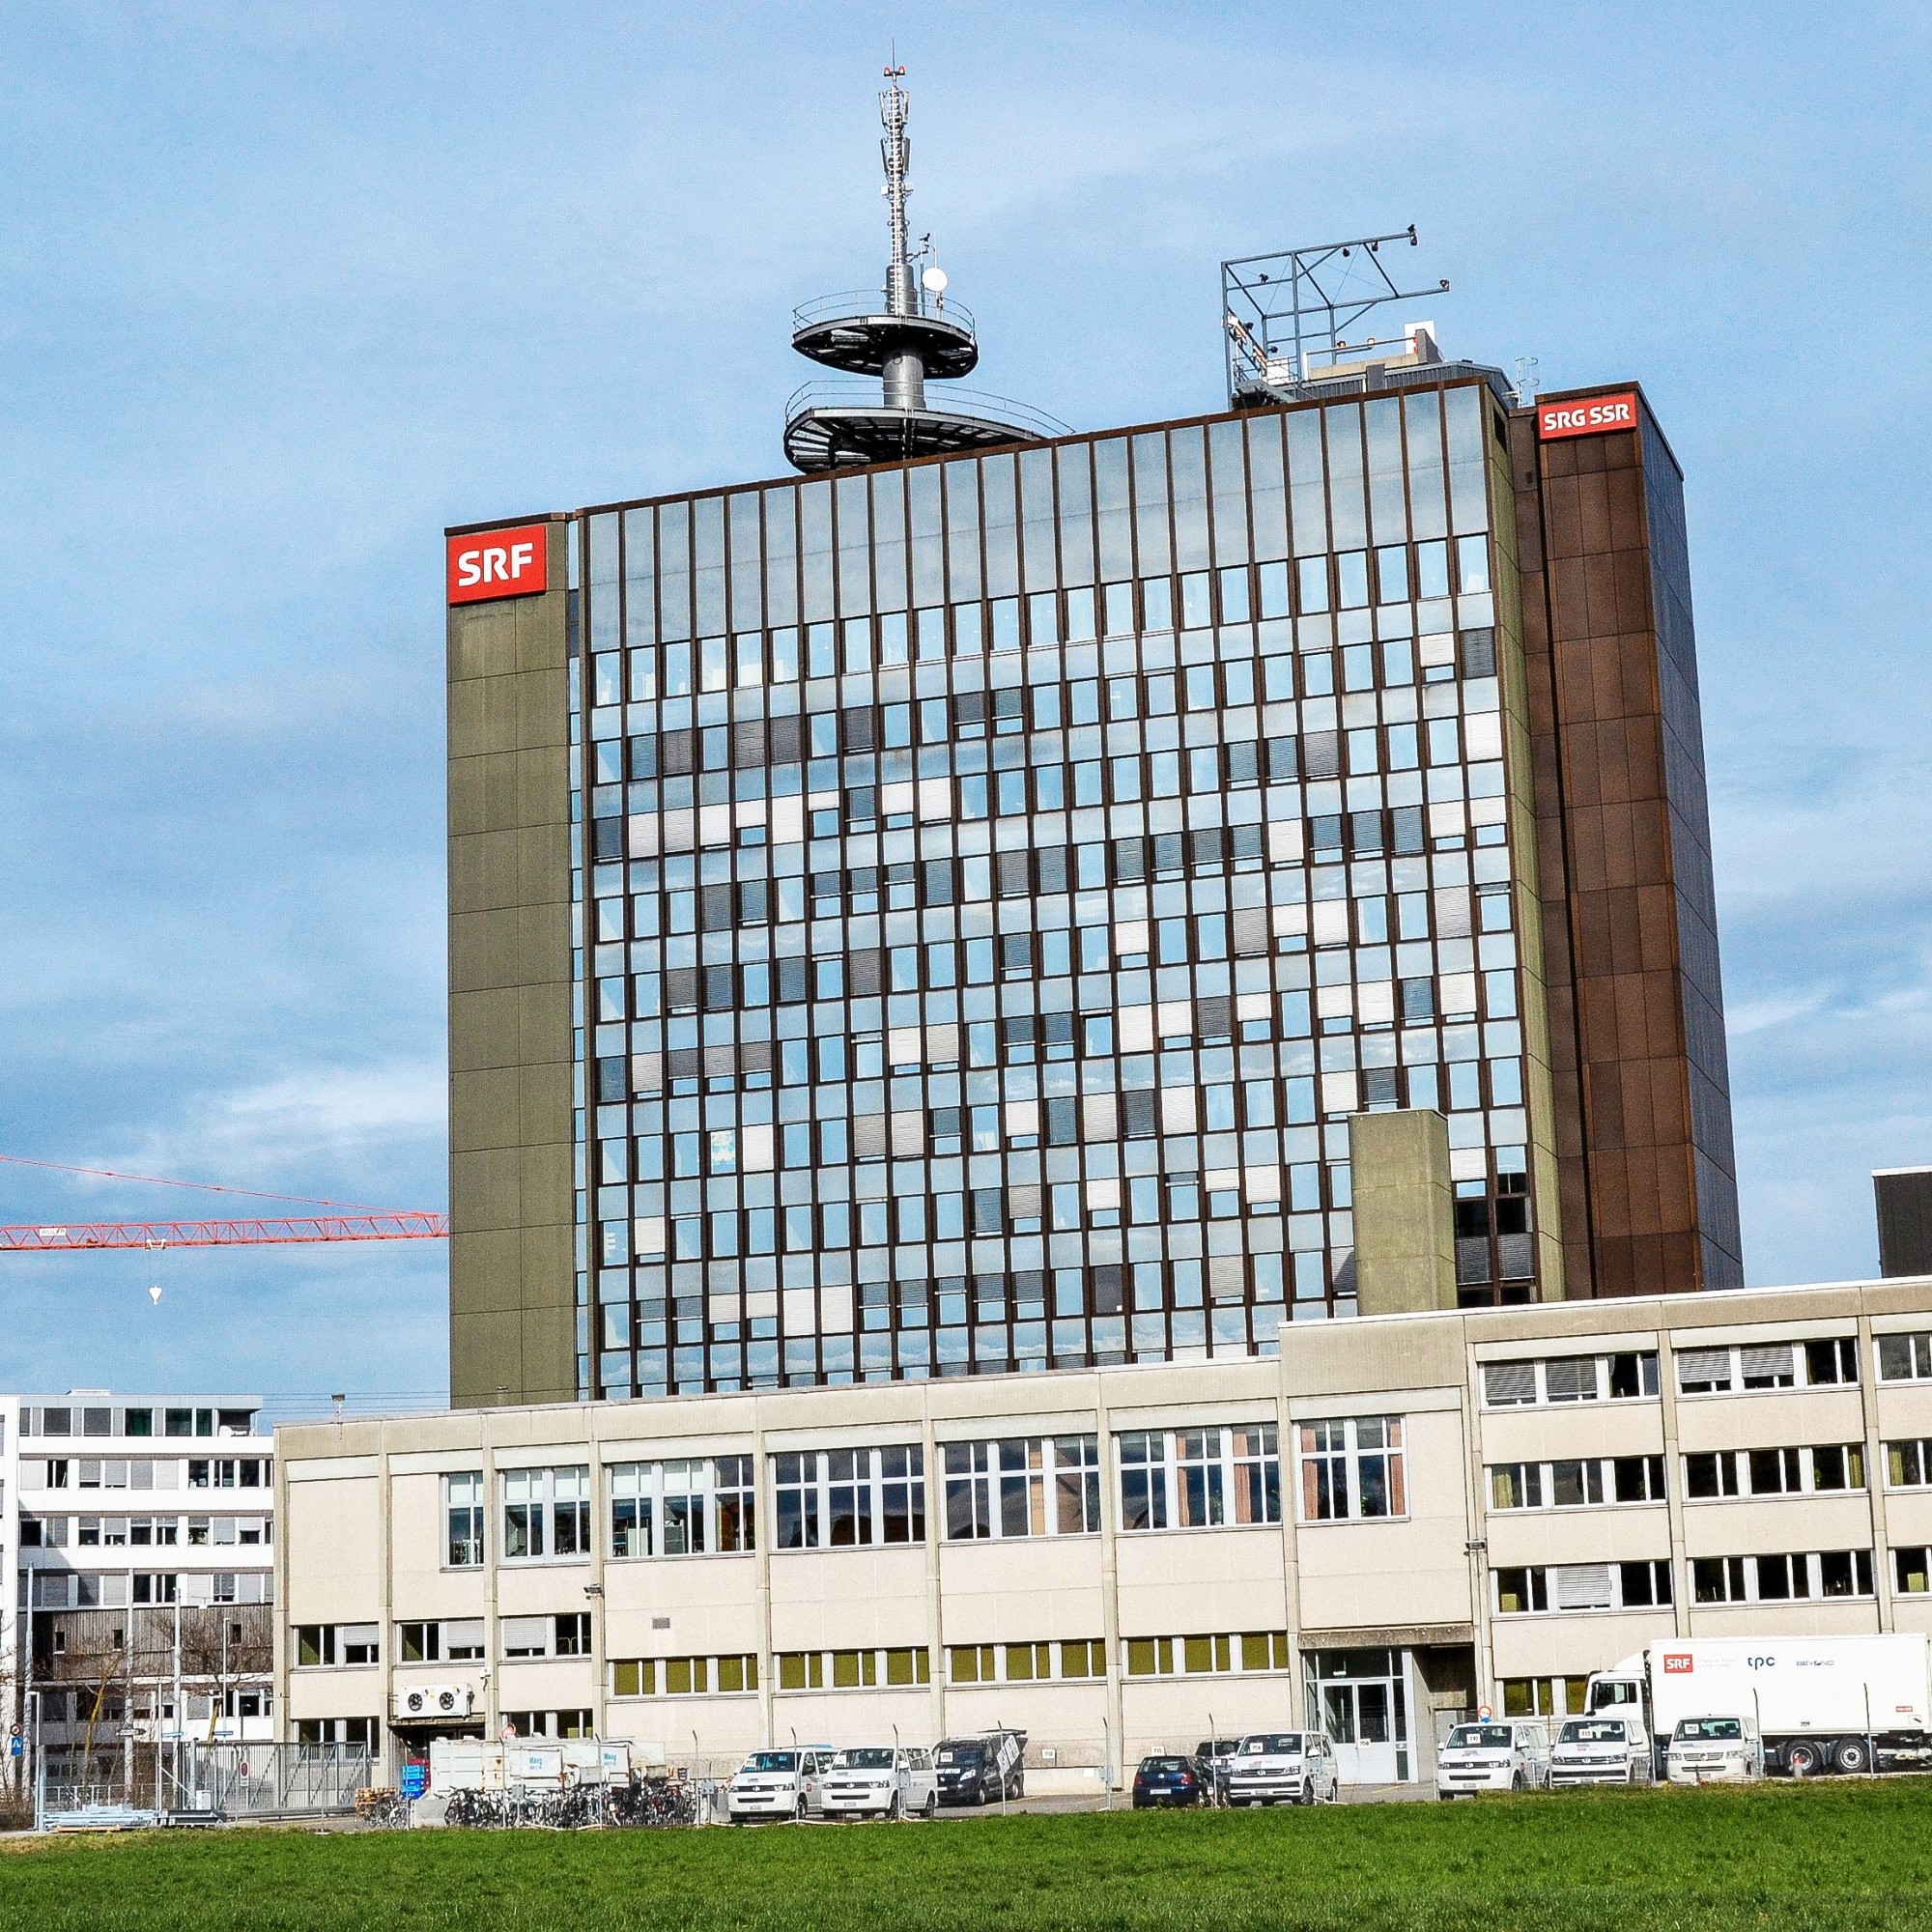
(881, 66, 913, 320)
(782, 63, 1065, 470)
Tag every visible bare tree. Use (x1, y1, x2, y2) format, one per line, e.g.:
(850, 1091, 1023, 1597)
(178, 1605, 272, 1741)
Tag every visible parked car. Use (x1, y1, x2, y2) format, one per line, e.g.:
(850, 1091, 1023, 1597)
(820, 1744, 939, 1820)
(935, 1730, 1026, 1805)
(1548, 1715, 1653, 1787)
(1666, 1716, 1765, 1784)
(1192, 1737, 1240, 1804)
(1132, 1753, 1206, 1808)
(726, 1746, 834, 1822)
(1435, 1719, 1550, 1797)
(1225, 1731, 1340, 1806)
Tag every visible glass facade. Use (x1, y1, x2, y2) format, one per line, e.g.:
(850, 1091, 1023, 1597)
(565, 384, 1538, 1401)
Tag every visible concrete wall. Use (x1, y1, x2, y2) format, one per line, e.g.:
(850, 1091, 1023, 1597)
(446, 519, 576, 1407)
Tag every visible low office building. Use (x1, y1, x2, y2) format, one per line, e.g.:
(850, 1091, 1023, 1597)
(276, 1272, 1932, 1787)
(8, 1393, 276, 1761)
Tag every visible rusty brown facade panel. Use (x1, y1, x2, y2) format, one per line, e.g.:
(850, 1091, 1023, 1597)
(1510, 389, 1742, 1299)
(1508, 413, 1596, 1302)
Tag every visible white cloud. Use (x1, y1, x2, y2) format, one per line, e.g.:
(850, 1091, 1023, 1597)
(120, 1059, 445, 1198)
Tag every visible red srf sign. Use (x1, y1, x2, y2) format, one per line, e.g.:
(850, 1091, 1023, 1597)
(1537, 391, 1639, 440)
(447, 523, 549, 605)
(1662, 1653, 1693, 1674)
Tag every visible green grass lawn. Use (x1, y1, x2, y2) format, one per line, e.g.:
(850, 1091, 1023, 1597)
(4, 1783, 1931, 1932)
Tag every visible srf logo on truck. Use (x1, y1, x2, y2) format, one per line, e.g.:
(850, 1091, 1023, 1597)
(1663, 1654, 1693, 1674)
(447, 523, 549, 606)
(1537, 391, 1639, 440)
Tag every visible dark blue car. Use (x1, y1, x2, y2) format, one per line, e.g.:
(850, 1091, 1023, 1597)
(1132, 1754, 1204, 1808)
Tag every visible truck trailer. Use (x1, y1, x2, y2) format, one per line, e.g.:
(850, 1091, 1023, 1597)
(1585, 1635, 1932, 1778)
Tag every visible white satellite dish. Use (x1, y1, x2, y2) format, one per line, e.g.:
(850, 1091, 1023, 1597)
(921, 265, 949, 295)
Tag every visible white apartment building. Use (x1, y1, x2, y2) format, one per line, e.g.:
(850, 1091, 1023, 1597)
(276, 1275, 1932, 1788)
(8, 1392, 276, 1762)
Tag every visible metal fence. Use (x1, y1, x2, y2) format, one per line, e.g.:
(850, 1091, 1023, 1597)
(169, 1742, 373, 1820)
(38, 1741, 372, 1829)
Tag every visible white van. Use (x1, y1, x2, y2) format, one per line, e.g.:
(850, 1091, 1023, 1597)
(1225, 1731, 1340, 1806)
(1666, 1716, 1764, 1784)
(726, 1746, 834, 1821)
(820, 1744, 939, 1820)
(1436, 1719, 1549, 1796)
(1548, 1715, 1652, 1787)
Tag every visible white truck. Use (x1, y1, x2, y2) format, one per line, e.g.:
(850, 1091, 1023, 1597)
(1585, 1634, 1932, 1779)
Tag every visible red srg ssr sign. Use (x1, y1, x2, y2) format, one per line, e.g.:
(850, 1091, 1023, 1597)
(1537, 391, 1639, 440)
(447, 523, 550, 605)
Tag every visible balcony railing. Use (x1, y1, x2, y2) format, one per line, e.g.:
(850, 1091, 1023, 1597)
(792, 288, 978, 336)
(783, 380, 1067, 440)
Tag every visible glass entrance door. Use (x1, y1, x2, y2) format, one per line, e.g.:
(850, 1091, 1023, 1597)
(1309, 1650, 1410, 1784)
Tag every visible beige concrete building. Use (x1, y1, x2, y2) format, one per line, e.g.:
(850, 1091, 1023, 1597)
(276, 1272, 1932, 1788)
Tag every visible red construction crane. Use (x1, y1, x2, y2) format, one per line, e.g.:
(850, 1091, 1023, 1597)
(0, 1154, 449, 1252)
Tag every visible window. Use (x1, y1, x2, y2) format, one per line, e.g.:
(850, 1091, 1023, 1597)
(1121, 1634, 1261, 1678)
(1613, 1455, 1669, 1502)
(942, 1436, 1100, 1540)
(399, 1621, 440, 1663)
(445, 1618, 485, 1662)
(772, 1446, 924, 1548)
(1895, 1548, 1931, 1596)
(1481, 1354, 1657, 1407)
(1878, 1333, 1932, 1382)
(607, 1456, 755, 1557)
(297, 1717, 381, 1749)
(498, 1614, 590, 1661)
(662, 1461, 709, 1554)
(502, 1710, 593, 1739)
(297, 1623, 378, 1665)
(713, 1456, 755, 1551)
(1889, 1440, 1932, 1489)
(1678, 1339, 1859, 1395)
(1805, 1338, 1859, 1385)
(949, 1644, 997, 1684)
(1693, 1550, 1874, 1604)
(1493, 1563, 1670, 1614)
(501, 1465, 590, 1562)
(1499, 1678, 1588, 1719)
(1489, 1463, 1542, 1511)
(1685, 1446, 1865, 1498)
(1675, 1348, 1733, 1395)
(398, 1618, 484, 1663)
(445, 1473, 484, 1567)
(610, 1463, 654, 1557)
(1116, 1425, 1280, 1531)
(1060, 1638, 1105, 1678)
(1297, 1417, 1406, 1521)
(1487, 1456, 1667, 1508)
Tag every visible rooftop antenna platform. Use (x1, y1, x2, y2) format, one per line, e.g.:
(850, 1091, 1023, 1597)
(784, 66, 1065, 471)
(1222, 227, 1454, 408)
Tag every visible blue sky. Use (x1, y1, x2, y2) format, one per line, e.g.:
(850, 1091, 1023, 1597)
(2, 3, 1927, 1409)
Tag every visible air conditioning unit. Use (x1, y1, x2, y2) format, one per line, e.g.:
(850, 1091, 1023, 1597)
(396, 1683, 474, 1720)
